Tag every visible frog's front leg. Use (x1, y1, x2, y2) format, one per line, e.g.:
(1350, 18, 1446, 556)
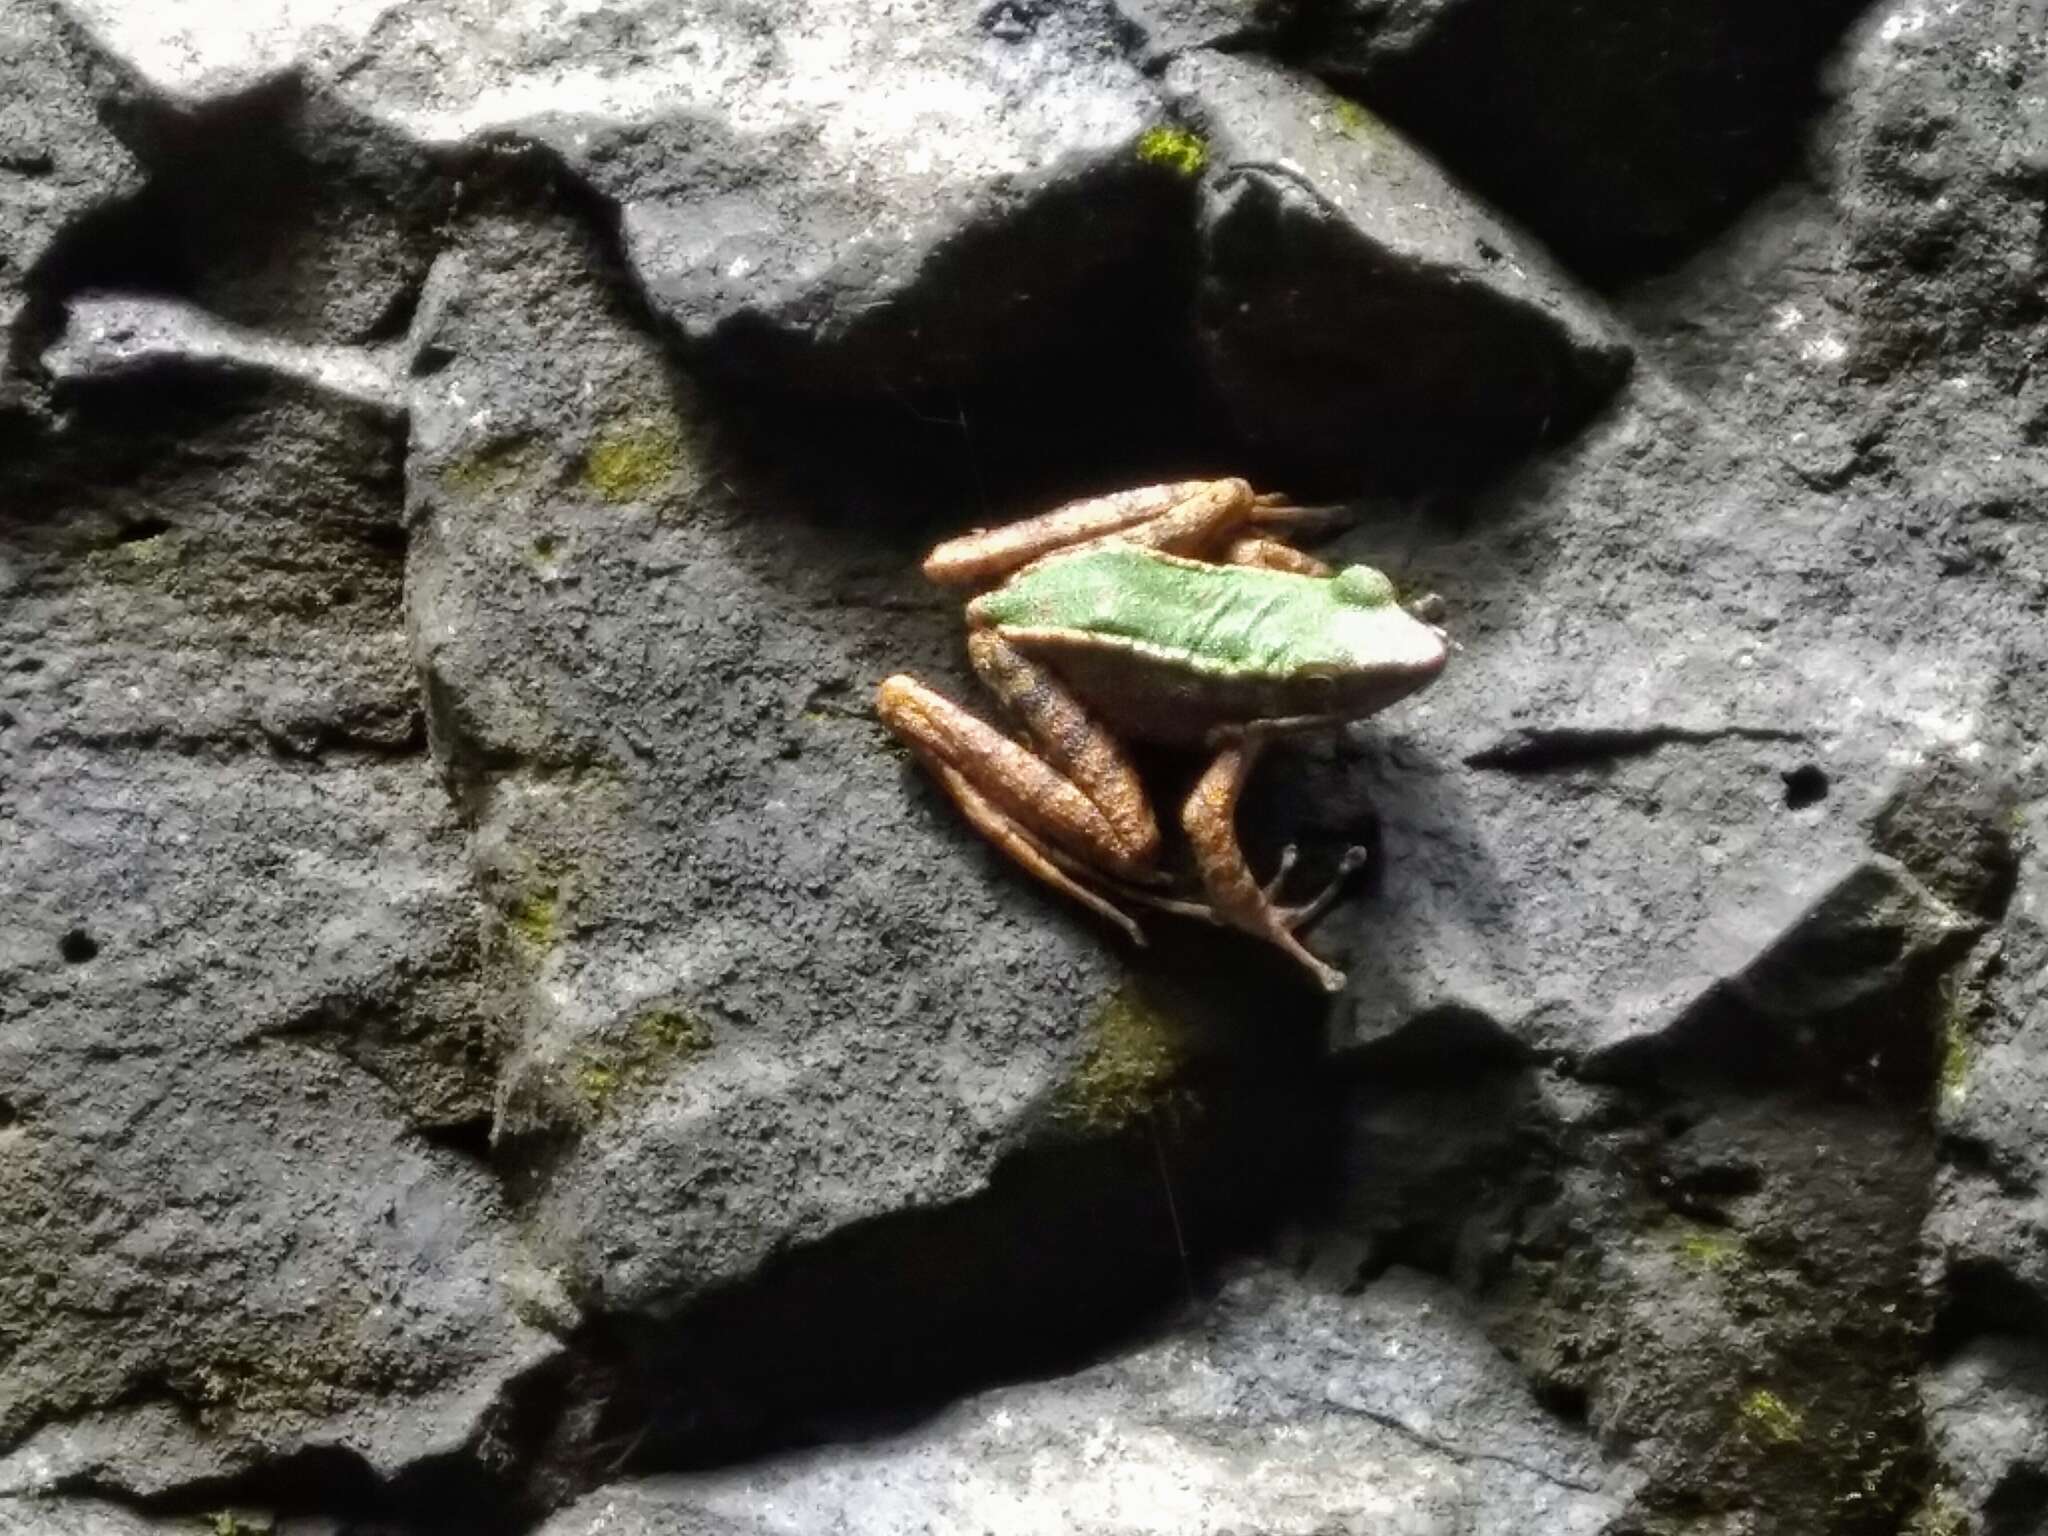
(923, 479, 1323, 588)
(876, 633, 1162, 942)
(1180, 737, 1357, 994)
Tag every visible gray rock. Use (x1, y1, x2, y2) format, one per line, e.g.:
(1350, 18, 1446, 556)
(0, 1496, 168, 1535)
(44, 294, 411, 411)
(0, 736, 547, 1498)
(1111, 0, 1285, 65)
(1293, 0, 1869, 281)
(1165, 49, 1630, 481)
(3, 0, 2046, 1529)
(1924, 1337, 2048, 1534)
(1313, 377, 1996, 1072)
(534, 1266, 1633, 1536)
(526, 0, 1168, 394)
(403, 198, 1119, 1315)
(0, 1, 141, 400)
(0, 355, 543, 1498)
(401, 192, 1326, 1421)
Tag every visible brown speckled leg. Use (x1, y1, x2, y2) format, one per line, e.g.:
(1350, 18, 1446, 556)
(923, 756, 1145, 945)
(964, 631, 1160, 874)
(877, 655, 1163, 941)
(1219, 536, 1333, 576)
(1180, 738, 1349, 993)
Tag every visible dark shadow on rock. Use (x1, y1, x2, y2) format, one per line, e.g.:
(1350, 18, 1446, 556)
(493, 994, 1338, 1507)
(36, 71, 449, 343)
(108, 1440, 530, 1536)
(1293, 0, 1876, 287)
(1588, 858, 1975, 1107)
(1934, 1262, 2048, 1359)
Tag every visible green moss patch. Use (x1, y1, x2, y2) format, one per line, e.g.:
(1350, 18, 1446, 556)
(1328, 97, 1391, 146)
(442, 437, 536, 497)
(1136, 125, 1208, 177)
(1675, 1223, 1743, 1272)
(1055, 986, 1190, 1131)
(574, 1006, 715, 1119)
(1737, 1388, 1804, 1446)
(506, 887, 559, 951)
(584, 415, 682, 502)
(1938, 983, 1973, 1107)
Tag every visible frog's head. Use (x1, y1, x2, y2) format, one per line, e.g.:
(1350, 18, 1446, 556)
(1318, 563, 1448, 711)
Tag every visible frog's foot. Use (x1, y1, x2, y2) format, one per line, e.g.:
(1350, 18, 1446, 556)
(1180, 740, 1348, 994)
(1272, 845, 1368, 933)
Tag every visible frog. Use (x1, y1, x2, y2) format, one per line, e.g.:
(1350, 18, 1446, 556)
(876, 478, 1447, 992)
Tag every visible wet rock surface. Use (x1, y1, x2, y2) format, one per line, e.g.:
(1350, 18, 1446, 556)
(3, 1, 2045, 1533)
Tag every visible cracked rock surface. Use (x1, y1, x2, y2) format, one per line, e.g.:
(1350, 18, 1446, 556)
(4, 0, 2047, 1533)
(535, 1267, 1636, 1536)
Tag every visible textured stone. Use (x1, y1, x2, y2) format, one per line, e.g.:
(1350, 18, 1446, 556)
(1166, 49, 1630, 481)
(44, 293, 411, 410)
(0, 737, 543, 1497)
(1924, 1338, 2048, 1534)
(0, 317, 539, 1503)
(1296, 0, 1870, 281)
(0, 1496, 169, 1536)
(0, 0, 141, 402)
(400, 194, 1324, 1435)
(3, 0, 2046, 1529)
(534, 1266, 1633, 1536)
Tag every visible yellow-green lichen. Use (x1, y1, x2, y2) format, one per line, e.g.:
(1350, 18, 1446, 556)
(1938, 978, 1973, 1107)
(574, 1006, 715, 1118)
(1055, 986, 1190, 1131)
(86, 527, 189, 583)
(1737, 1388, 1804, 1446)
(1136, 125, 1208, 177)
(1905, 1487, 1971, 1536)
(1328, 97, 1390, 144)
(1675, 1224, 1743, 1272)
(584, 415, 681, 502)
(506, 887, 559, 951)
(441, 437, 536, 497)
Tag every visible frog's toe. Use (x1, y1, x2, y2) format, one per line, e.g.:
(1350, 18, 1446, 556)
(1277, 845, 1369, 933)
(1260, 844, 1301, 902)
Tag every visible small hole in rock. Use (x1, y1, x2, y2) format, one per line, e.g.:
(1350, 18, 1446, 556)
(329, 583, 357, 607)
(1781, 764, 1828, 810)
(10, 657, 43, 674)
(0, 1098, 18, 1128)
(59, 928, 99, 963)
(1532, 1378, 1590, 1427)
(113, 516, 172, 544)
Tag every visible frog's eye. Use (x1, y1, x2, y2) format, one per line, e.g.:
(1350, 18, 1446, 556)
(1332, 565, 1398, 610)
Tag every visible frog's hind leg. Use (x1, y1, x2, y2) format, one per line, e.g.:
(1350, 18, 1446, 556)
(963, 631, 1161, 875)
(876, 671, 1160, 941)
(1180, 739, 1349, 993)
(923, 754, 1145, 945)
